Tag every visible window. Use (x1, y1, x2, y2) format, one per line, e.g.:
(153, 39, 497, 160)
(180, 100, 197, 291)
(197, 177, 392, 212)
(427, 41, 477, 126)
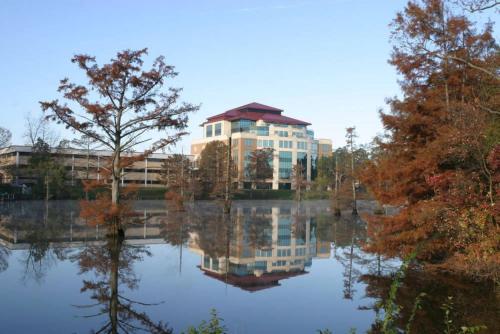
(206, 124, 213, 137)
(272, 260, 287, 267)
(293, 131, 305, 138)
(277, 249, 291, 257)
(257, 139, 274, 148)
(244, 139, 255, 147)
(273, 123, 288, 128)
(297, 141, 307, 150)
(275, 130, 288, 137)
(231, 120, 256, 133)
(256, 126, 269, 136)
(307, 130, 314, 138)
(214, 123, 221, 136)
(279, 140, 293, 149)
(297, 152, 307, 166)
(254, 261, 267, 270)
(295, 248, 306, 256)
(279, 151, 292, 179)
(256, 249, 272, 257)
(243, 150, 252, 176)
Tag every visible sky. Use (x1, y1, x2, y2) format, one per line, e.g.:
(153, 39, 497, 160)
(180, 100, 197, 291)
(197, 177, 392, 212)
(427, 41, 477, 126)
(0, 0, 411, 152)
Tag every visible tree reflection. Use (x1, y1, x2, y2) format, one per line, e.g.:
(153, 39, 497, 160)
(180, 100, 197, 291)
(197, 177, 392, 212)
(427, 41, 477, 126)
(19, 202, 71, 282)
(359, 272, 499, 334)
(244, 212, 272, 250)
(160, 210, 192, 274)
(0, 243, 9, 273)
(74, 233, 172, 334)
(191, 210, 233, 259)
(332, 215, 367, 300)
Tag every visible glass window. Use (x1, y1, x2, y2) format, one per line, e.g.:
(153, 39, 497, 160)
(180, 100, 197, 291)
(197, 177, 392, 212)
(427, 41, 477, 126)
(254, 261, 267, 270)
(256, 249, 272, 257)
(275, 130, 288, 137)
(297, 141, 307, 150)
(259, 140, 274, 148)
(214, 123, 221, 136)
(256, 126, 269, 136)
(293, 131, 305, 138)
(279, 151, 292, 179)
(258, 139, 273, 148)
(206, 124, 213, 138)
(279, 141, 293, 149)
(212, 258, 219, 270)
(231, 120, 256, 133)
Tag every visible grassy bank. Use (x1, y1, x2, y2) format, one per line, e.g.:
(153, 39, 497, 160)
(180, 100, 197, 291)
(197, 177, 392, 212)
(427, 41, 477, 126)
(2, 184, 372, 201)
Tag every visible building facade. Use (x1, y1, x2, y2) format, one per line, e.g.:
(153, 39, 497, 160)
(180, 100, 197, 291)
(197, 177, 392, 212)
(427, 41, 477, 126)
(0, 145, 187, 187)
(191, 102, 332, 190)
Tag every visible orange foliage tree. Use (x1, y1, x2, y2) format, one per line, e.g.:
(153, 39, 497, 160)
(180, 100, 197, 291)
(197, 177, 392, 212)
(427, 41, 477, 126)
(41, 48, 198, 207)
(361, 0, 499, 280)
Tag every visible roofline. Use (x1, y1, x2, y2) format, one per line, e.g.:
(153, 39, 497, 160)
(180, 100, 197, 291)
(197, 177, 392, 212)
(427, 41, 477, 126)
(0, 145, 192, 159)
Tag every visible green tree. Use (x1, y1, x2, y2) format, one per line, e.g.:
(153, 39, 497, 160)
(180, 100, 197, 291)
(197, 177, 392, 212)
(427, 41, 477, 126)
(245, 148, 274, 189)
(160, 154, 194, 197)
(198, 141, 236, 199)
(27, 138, 67, 200)
(315, 156, 334, 191)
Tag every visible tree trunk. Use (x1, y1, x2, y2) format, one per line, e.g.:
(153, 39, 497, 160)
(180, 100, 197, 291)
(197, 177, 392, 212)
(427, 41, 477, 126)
(45, 173, 50, 201)
(350, 141, 357, 215)
(108, 233, 123, 334)
(224, 138, 232, 214)
(111, 148, 121, 206)
(110, 146, 122, 235)
(334, 154, 341, 216)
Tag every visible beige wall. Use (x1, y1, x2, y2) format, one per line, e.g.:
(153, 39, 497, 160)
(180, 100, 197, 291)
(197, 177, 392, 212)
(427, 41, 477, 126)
(0, 146, 189, 187)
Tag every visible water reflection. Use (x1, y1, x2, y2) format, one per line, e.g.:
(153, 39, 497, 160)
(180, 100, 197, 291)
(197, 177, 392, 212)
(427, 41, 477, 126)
(73, 233, 172, 334)
(0, 200, 497, 333)
(188, 204, 327, 291)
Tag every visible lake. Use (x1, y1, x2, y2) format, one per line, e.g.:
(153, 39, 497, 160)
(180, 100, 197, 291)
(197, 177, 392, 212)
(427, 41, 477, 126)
(0, 200, 497, 333)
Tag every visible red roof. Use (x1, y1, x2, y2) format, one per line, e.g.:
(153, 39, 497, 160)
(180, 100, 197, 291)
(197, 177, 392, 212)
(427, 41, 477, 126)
(204, 102, 310, 126)
(201, 268, 307, 292)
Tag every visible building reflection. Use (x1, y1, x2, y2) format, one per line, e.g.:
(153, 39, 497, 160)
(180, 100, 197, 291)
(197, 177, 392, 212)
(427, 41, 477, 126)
(188, 204, 331, 291)
(1, 201, 496, 333)
(0, 201, 367, 296)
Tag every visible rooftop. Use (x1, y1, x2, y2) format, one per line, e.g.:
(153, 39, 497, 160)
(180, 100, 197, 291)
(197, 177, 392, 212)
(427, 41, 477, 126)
(204, 102, 311, 126)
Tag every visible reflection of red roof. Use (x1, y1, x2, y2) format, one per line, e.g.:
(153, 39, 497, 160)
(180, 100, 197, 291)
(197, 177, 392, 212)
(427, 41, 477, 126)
(204, 102, 311, 126)
(200, 267, 307, 292)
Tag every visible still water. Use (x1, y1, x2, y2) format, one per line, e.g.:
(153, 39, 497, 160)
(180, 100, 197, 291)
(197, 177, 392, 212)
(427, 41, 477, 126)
(0, 200, 497, 334)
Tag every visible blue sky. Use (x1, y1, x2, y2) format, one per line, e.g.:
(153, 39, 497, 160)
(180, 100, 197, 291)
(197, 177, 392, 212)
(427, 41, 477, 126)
(0, 0, 410, 151)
